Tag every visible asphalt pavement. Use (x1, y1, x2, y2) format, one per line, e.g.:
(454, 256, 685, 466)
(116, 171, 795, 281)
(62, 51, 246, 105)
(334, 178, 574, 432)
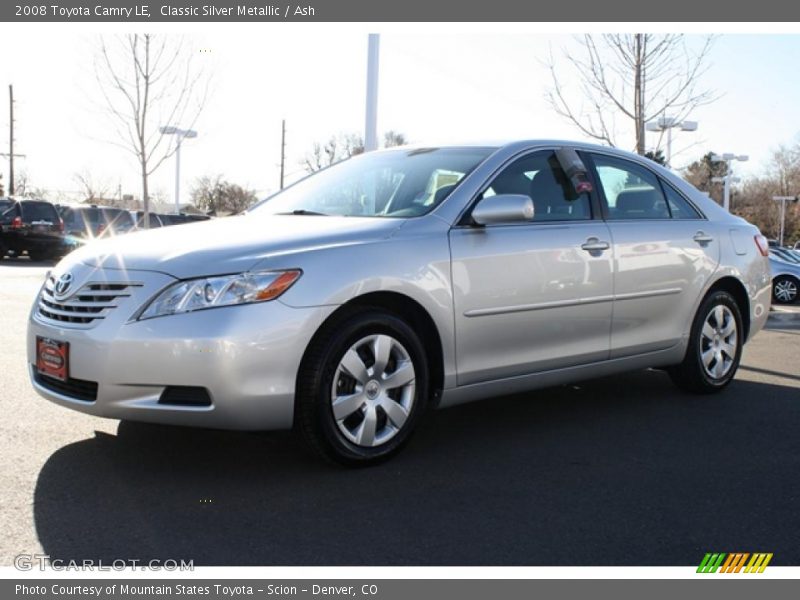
(1, 256, 799, 566)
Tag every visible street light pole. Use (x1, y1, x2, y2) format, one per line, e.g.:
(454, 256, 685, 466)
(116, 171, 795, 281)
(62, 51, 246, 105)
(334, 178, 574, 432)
(645, 116, 698, 167)
(159, 126, 198, 215)
(174, 138, 181, 214)
(773, 196, 799, 246)
(711, 153, 748, 212)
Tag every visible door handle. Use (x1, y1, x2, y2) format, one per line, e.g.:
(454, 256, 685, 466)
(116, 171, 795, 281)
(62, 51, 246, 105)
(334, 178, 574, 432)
(693, 231, 714, 244)
(581, 238, 610, 252)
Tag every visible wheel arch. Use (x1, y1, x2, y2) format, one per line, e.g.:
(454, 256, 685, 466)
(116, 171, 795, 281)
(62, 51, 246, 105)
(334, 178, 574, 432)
(705, 276, 751, 341)
(299, 291, 446, 407)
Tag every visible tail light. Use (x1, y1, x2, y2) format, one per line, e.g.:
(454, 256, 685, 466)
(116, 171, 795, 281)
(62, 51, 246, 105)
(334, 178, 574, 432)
(754, 234, 769, 257)
(57, 219, 64, 233)
(11, 216, 22, 229)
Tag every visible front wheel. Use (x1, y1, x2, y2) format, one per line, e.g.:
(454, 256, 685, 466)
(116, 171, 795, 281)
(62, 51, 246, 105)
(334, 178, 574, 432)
(668, 290, 744, 394)
(295, 309, 429, 466)
(773, 275, 799, 304)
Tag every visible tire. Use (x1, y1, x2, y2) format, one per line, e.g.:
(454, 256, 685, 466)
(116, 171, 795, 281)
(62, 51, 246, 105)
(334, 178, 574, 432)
(773, 275, 799, 304)
(295, 307, 430, 466)
(668, 290, 744, 394)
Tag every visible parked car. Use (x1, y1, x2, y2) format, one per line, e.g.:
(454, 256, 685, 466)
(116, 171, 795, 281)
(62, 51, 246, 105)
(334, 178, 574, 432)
(158, 213, 212, 226)
(1, 199, 64, 261)
(130, 211, 165, 229)
(61, 205, 136, 244)
(769, 246, 800, 265)
(769, 255, 800, 304)
(28, 141, 772, 465)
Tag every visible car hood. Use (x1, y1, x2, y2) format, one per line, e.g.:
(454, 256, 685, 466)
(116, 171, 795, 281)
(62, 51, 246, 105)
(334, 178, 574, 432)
(73, 214, 406, 278)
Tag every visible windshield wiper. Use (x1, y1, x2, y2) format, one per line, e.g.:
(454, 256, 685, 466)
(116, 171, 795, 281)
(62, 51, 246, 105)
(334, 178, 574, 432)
(275, 209, 329, 216)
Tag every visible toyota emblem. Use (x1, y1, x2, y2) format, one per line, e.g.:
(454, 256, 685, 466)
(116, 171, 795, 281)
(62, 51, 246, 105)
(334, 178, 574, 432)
(55, 272, 74, 296)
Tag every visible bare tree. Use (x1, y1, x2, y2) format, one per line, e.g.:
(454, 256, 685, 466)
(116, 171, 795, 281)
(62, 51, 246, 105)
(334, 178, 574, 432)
(546, 34, 716, 155)
(94, 34, 208, 227)
(191, 175, 257, 215)
(303, 131, 408, 173)
(303, 133, 365, 173)
(12, 170, 48, 199)
(73, 170, 111, 203)
(384, 130, 408, 148)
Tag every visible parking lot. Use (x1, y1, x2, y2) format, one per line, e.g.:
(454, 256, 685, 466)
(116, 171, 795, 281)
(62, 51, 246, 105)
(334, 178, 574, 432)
(1, 256, 799, 567)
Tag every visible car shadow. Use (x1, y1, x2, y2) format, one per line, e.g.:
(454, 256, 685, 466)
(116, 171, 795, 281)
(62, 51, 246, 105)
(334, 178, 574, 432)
(34, 369, 800, 566)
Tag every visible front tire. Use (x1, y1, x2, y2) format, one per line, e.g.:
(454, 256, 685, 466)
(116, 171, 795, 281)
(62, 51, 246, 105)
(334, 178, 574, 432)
(773, 275, 799, 304)
(295, 308, 429, 466)
(668, 290, 744, 394)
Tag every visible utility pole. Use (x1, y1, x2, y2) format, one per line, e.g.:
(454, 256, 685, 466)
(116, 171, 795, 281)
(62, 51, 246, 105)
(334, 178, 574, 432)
(1, 85, 26, 196)
(280, 119, 286, 190)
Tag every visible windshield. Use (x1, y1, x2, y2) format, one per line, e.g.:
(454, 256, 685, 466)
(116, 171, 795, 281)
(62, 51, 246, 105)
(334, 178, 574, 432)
(250, 147, 493, 218)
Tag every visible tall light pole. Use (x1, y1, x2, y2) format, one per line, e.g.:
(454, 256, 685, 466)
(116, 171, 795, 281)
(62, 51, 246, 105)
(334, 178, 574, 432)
(160, 126, 198, 214)
(772, 195, 799, 246)
(645, 116, 698, 168)
(364, 34, 380, 153)
(711, 153, 748, 212)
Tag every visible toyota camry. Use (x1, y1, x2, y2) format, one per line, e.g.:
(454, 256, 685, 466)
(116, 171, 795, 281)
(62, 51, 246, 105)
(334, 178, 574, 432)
(28, 141, 772, 464)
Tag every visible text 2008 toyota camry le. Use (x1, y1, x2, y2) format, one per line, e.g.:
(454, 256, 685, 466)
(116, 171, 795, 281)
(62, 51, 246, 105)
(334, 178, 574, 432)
(28, 141, 772, 464)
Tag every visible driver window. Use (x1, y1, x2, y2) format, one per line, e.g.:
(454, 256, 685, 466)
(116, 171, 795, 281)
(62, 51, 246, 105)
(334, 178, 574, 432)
(481, 151, 591, 222)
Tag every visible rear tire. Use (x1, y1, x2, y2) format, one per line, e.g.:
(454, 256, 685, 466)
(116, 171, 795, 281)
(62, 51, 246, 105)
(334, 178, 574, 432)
(773, 275, 799, 304)
(295, 308, 429, 466)
(668, 290, 744, 394)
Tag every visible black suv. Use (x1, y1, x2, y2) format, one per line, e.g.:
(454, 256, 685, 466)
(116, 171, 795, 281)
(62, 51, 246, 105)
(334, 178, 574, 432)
(60, 205, 136, 244)
(0, 199, 65, 261)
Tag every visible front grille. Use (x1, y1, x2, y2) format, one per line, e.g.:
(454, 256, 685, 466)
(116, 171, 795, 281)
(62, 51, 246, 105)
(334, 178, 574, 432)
(159, 386, 212, 407)
(37, 277, 140, 326)
(33, 369, 98, 402)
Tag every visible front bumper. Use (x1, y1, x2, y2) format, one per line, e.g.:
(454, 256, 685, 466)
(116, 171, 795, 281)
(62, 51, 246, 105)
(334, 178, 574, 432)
(27, 263, 334, 430)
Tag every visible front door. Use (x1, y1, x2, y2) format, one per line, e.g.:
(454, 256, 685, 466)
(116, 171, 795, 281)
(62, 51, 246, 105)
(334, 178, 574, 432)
(449, 149, 614, 386)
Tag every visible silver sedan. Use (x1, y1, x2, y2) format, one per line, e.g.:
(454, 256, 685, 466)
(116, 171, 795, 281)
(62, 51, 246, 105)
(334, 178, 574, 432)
(27, 141, 772, 464)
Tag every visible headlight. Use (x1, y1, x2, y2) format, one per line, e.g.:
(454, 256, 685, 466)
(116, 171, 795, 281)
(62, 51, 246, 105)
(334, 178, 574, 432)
(138, 269, 302, 320)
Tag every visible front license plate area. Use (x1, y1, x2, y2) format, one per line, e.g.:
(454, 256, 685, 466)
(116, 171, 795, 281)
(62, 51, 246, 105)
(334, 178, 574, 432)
(36, 337, 69, 381)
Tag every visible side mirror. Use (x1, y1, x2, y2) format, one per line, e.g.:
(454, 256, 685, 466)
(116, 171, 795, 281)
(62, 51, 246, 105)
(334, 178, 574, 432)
(471, 194, 534, 226)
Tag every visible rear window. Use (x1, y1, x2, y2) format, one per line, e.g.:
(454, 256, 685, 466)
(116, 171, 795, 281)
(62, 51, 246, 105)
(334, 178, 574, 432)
(104, 209, 134, 228)
(21, 202, 59, 222)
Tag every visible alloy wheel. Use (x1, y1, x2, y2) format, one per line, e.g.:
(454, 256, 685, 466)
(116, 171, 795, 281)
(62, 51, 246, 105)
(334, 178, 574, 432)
(774, 278, 798, 303)
(700, 304, 738, 380)
(330, 334, 416, 448)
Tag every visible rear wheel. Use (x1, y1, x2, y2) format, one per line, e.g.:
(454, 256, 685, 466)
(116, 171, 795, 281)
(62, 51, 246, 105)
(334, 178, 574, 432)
(668, 290, 743, 394)
(773, 275, 799, 304)
(295, 308, 429, 466)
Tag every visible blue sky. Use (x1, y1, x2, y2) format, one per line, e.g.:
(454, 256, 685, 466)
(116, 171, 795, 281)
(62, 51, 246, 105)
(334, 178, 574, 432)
(1, 30, 799, 203)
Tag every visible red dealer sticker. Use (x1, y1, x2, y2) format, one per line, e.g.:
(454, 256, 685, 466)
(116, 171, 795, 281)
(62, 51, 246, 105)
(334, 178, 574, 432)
(36, 337, 69, 381)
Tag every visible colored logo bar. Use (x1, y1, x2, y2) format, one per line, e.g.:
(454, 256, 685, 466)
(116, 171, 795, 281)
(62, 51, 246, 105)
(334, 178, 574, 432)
(697, 553, 773, 573)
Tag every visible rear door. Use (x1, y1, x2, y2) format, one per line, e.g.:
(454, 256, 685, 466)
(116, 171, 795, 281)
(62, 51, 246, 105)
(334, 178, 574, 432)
(587, 152, 720, 358)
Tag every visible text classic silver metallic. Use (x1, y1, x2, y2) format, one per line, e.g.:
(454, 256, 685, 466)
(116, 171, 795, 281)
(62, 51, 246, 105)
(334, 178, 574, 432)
(28, 141, 772, 464)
